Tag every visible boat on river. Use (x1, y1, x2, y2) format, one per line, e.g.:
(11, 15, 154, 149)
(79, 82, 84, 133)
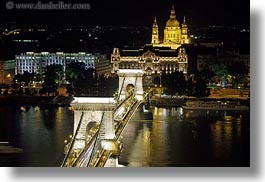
(183, 100, 249, 111)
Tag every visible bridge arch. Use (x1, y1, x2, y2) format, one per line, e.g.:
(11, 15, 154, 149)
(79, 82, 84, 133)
(117, 69, 144, 101)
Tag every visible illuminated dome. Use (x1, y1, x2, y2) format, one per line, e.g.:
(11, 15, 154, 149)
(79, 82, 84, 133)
(165, 5, 180, 27)
(166, 18, 180, 27)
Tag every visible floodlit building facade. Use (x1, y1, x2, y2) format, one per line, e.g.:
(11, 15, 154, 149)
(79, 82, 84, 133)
(94, 54, 111, 77)
(110, 45, 188, 86)
(5, 60, 16, 84)
(0, 60, 16, 84)
(15, 52, 97, 75)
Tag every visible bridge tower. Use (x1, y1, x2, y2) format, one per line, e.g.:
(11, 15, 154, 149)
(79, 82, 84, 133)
(117, 69, 144, 101)
(63, 70, 148, 167)
(70, 97, 118, 167)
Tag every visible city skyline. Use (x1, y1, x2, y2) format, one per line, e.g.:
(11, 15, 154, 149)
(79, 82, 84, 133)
(0, 0, 250, 27)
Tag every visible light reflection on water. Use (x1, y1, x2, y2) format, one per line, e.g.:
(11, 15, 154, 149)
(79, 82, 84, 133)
(0, 105, 73, 167)
(0, 105, 250, 167)
(119, 107, 250, 167)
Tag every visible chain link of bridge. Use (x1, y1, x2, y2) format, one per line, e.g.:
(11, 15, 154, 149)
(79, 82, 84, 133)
(61, 69, 149, 167)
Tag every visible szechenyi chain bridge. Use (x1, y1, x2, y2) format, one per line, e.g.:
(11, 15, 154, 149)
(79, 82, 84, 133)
(61, 69, 150, 167)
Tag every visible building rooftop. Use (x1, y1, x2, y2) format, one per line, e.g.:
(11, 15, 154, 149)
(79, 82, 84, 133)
(119, 44, 180, 57)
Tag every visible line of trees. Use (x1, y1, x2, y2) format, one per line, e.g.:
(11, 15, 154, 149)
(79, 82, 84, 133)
(65, 62, 118, 96)
(200, 61, 249, 88)
(12, 62, 119, 97)
(161, 71, 210, 97)
(161, 60, 249, 97)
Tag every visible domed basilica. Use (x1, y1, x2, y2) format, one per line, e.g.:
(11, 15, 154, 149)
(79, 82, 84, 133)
(152, 5, 190, 49)
(110, 4, 190, 86)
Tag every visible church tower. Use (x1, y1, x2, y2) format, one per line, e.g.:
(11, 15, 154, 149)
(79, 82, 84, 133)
(163, 5, 181, 45)
(150, 5, 190, 49)
(181, 16, 189, 44)
(151, 16, 159, 44)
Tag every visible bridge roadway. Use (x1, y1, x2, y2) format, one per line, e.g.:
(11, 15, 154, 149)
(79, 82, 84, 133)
(62, 127, 98, 167)
(70, 131, 98, 167)
(62, 92, 148, 167)
(90, 99, 142, 167)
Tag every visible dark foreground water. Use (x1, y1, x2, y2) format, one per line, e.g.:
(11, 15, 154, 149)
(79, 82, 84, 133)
(0, 105, 250, 167)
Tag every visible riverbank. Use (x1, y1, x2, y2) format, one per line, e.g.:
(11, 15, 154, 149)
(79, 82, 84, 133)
(150, 96, 250, 108)
(0, 94, 250, 108)
(0, 95, 74, 106)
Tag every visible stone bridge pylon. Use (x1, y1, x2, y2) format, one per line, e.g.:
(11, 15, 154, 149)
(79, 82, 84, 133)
(117, 69, 144, 101)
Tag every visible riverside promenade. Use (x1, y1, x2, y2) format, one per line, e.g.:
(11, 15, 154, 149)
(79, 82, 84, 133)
(150, 88, 250, 108)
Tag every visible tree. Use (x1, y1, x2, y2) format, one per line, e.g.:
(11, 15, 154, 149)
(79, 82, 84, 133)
(39, 89, 45, 96)
(186, 71, 210, 97)
(207, 63, 227, 84)
(31, 89, 37, 95)
(65, 62, 86, 84)
(153, 76, 160, 85)
(65, 62, 100, 96)
(66, 84, 75, 96)
(40, 64, 63, 96)
(3, 89, 8, 95)
(25, 88, 31, 95)
(22, 71, 33, 86)
(227, 62, 248, 88)
(186, 78, 194, 97)
(193, 72, 210, 97)
(161, 71, 172, 94)
(42, 78, 57, 96)
(161, 71, 168, 88)
(45, 64, 64, 84)
(104, 76, 119, 96)
(33, 73, 43, 83)
(13, 74, 23, 84)
(161, 71, 187, 96)
(18, 87, 24, 95)
(13, 71, 34, 86)
(175, 72, 187, 96)
(12, 90, 17, 95)
(194, 76, 210, 97)
(200, 68, 216, 84)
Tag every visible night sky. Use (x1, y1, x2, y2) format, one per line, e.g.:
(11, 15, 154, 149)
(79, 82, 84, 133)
(0, 0, 250, 27)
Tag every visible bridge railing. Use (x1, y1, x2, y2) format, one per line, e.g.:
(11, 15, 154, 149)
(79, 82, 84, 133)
(113, 94, 132, 114)
(115, 99, 142, 139)
(87, 112, 105, 167)
(91, 150, 112, 167)
(92, 99, 142, 167)
(88, 93, 142, 167)
(61, 112, 84, 167)
(71, 130, 99, 167)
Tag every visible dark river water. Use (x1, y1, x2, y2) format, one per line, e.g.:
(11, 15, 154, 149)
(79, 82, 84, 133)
(0, 105, 250, 167)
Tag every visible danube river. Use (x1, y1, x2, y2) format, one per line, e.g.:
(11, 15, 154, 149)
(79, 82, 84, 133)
(0, 105, 250, 167)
